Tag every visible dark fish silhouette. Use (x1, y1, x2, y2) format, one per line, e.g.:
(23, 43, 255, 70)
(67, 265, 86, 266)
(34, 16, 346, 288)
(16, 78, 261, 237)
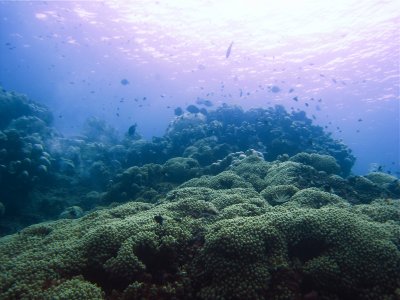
(186, 105, 200, 114)
(174, 107, 183, 116)
(226, 41, 234, 58)
(120, 78, 129, 85)
(128, 123, 137, 136)
(271, 85, 281, 93)
(154, 215, 164, 225)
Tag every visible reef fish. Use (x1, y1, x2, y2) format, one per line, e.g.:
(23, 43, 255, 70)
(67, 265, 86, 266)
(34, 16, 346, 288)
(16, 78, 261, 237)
(226, 41, 234, 58)
(174, 107, 183, 116)
(128, 123, 137, 136)
(120, 78, 129, 85)
(271, 85, 281, 93)
(154, 215, 164, 225)
(186, 105, 200, 114)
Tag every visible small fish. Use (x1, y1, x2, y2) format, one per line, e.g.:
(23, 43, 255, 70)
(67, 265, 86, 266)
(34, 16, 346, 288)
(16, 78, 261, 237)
(226, 41, 234, 58)
(239, 89, 243, 97)
(174, 107, 183, 116)
(292, 96, 298, 102)
(154, 215, 164, 225)
(186, 104, 200, 114)
(128, 123, 137, 136)
(288, 88, 294, 93)
(120, 78, 129, 85)
(271, 85, 281, 93)
(358, 118, 363, 122)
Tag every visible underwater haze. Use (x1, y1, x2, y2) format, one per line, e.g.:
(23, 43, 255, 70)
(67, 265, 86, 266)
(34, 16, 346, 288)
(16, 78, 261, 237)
(1, 1, 400, 299)
(0, 0, 399, 175)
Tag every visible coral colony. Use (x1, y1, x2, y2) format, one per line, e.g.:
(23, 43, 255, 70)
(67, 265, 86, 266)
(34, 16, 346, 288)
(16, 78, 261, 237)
(0, 88, 399, 299)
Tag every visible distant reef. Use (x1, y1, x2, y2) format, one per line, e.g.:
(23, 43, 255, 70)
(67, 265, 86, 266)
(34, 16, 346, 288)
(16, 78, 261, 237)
(0, 87, 399, 299)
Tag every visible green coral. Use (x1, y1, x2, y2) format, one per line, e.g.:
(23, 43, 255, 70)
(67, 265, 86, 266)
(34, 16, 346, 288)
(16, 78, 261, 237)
(260, 185, 299, 206)
(287, 187, 350, 209)
(165, 186, 268, 219)
(365, 172, 400, 197)
(210, 188, 265, 210)
(229, 153, 271, 191)
(352, 198, 400, 225)
(45, 277, 104, 300)
(180, 171, 252, 189)
(365, 172, 398, 186)
(0, 163, 399, 299)
(0, 201, 194, 299)
(194, 207, 400, 299)
(218, 202, 269, 219)
(263, 161, 314, 187)
(290, 153, 341, 175)
(163, 157, 200, 183)
(194, 217, 283, 300)
(348, 175, 385, 203)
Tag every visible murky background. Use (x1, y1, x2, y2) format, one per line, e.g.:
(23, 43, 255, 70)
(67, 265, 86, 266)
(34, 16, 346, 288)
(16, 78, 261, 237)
(0, 0, 399, 175)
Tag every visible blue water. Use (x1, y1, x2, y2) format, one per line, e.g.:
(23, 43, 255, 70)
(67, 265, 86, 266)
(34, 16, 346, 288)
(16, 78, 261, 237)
(0, 0, 399, 176)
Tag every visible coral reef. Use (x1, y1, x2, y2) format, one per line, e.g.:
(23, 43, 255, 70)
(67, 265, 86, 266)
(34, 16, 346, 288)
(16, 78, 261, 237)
(289, 152, 341, 175)
(260, 185, 299, 205)
(0, 161, 399, 299)
(0, 87, 399, 299)
(0, 87, 362, 235)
